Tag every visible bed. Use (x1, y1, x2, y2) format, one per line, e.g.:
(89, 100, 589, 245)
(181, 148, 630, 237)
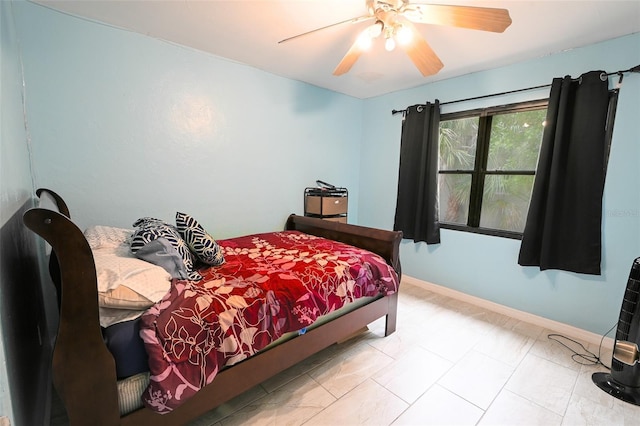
(24, 188, 402, 426)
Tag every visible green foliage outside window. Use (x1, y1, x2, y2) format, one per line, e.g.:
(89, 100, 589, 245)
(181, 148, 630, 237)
(438, 102, 547, 237)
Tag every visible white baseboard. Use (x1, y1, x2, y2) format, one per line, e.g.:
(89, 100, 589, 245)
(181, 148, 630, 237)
(402, 275, 615, 351)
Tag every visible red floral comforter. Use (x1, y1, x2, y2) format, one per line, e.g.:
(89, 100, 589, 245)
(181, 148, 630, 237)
(139, 230, 399, 413)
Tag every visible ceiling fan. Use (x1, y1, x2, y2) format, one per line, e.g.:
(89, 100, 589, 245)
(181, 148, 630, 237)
(278, 0, 512, 77)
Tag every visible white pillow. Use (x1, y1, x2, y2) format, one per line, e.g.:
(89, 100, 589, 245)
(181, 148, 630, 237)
(98, 285, 157, 310)
(92, 244, 171, 312)
(85, 225, 133, 250)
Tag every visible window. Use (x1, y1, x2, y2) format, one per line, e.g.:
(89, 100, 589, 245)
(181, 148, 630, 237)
(438, 100, 548, 239)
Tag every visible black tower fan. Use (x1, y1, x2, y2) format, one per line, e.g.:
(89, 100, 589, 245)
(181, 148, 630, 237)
(593, 257, 640, 405)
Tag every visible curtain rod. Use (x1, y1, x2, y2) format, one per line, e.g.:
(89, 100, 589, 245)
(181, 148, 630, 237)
(391, 65, 640, 116)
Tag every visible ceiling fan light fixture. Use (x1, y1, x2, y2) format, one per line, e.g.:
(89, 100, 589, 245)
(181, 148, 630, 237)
(357, 31, 374, 50)
(385, 36, 396, 51)
(395, 24, 412, 45)
(367, 20, 384, 38)
(297, 0, 513, 77)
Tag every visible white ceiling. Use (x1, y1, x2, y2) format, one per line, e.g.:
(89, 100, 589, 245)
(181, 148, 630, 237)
(30, 0, 640, 99)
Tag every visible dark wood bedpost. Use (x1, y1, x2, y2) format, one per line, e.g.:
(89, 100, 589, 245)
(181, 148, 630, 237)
(385, 292, 399, 336)
(23, 208, 121, 425)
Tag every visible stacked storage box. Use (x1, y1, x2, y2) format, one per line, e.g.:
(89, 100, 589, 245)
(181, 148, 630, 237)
(304, 187, 348, 223)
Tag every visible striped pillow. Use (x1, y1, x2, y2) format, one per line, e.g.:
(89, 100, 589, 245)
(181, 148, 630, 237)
(175, 212, 225, 267)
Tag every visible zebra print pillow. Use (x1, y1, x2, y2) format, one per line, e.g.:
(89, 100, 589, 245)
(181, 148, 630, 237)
(175, 212, 225, 267)
(130, 217, 202, 281)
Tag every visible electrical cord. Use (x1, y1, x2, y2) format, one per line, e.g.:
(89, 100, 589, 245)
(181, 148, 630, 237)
(547, 322, 617, 370)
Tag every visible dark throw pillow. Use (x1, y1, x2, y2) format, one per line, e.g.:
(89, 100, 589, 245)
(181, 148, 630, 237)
(175, 212, 225, 267)
(130, 217, 202, 281)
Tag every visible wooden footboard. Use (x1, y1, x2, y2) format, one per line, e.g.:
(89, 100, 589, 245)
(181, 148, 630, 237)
(122, 292, 399, 425)
(23, 192, 402, 426)
(285, 214, 402, 278)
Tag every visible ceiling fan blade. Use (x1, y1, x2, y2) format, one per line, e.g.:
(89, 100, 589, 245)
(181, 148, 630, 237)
(399, 21, 443, 76)
(403, 4, 512, 33)
(279, 15, 373, 44)
(333, 37, 367, 76)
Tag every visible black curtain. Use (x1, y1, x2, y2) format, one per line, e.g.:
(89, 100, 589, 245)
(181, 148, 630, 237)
(394, 102, 441, 244)
(518, 71, 610, 275)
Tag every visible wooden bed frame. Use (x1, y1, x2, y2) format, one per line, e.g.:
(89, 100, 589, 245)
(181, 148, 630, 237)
(23, 189, 402, 426)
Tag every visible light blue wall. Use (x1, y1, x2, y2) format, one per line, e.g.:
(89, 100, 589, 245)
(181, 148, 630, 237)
(10, 3, 363, 422)
(1, 1, 39, 424)
(1, 1, 27, 422)
(359, 33, 640, 334)
(13, 1, 363, 238)
(1, 3, 34, 227)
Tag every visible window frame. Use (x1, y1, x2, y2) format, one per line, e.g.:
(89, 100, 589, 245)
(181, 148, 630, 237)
(438, 99, 549, 240)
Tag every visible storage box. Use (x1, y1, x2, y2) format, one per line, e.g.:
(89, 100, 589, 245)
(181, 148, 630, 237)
(304, 187, 348, 217)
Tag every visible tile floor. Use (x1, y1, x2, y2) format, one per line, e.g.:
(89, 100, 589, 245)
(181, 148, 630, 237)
(52, 280, 640, 425)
